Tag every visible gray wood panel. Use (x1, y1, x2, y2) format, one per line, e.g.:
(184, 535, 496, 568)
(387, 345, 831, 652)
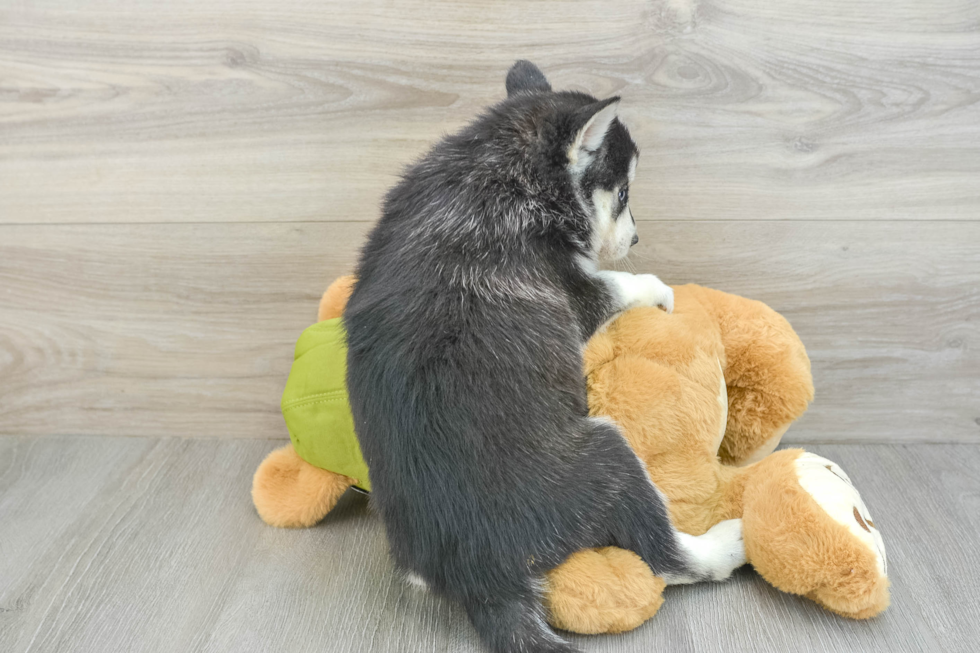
(2, 220, 977, 442)
(1, 0, 978, 225)
(0, 437, 977, 652)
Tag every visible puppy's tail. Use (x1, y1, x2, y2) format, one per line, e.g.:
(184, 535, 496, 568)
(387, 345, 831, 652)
(463, 585, 579, 653)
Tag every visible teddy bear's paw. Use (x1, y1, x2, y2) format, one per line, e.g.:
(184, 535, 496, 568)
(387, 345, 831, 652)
(795, 453, 887, 577)
(545, 547, 665, 635)
(251, 444, 353, 528)
(667, 518, 747, 584)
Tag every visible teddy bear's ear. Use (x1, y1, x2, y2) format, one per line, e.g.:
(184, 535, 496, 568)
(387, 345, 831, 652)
(318, 276, 357, 322)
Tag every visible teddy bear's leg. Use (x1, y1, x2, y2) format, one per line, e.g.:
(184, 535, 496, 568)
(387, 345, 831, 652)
(318, 275, 356, 322)
(250, 274, 359, 528)
(252, 443, 355, 528)
(685, 286, 814, 466)
(545, 547, 666, 635)
(740, 449, 890, 619)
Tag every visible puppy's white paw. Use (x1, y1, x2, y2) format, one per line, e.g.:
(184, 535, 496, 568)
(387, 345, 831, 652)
(598, 271, 675, 314)
(663, 519, 746, 585)
(698, 518, 746, 581)
(634, 274, 674, 313)
(665, 518, 746, 585)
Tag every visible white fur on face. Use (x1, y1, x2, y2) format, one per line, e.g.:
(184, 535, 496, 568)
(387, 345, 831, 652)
(590, 187, 636, 262)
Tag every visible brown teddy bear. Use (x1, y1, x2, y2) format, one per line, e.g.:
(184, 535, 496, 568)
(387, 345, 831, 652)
(252, 276, 889, 634)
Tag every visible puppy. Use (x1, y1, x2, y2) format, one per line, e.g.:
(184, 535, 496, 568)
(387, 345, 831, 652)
(344, 61, 745, 653)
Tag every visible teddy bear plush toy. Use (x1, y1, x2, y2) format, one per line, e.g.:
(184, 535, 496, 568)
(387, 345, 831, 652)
(252, 276, 890, 634)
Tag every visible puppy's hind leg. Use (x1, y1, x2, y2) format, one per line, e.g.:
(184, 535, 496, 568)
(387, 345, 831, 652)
(660, 518, 746, 585)
(611, 489, 746, 586)
(587, 420, 745, 585)
(463, 585, 580, 653)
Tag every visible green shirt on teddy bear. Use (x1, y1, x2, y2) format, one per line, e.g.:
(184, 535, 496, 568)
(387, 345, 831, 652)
(280, 318, 371, 491)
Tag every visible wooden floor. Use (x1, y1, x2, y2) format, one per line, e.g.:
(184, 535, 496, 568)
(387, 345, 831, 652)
(2, 0, 979, 651)
(0, 438, 976, 653)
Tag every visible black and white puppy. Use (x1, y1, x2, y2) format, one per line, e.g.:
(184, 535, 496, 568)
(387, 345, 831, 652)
(344, 61, 745, 653)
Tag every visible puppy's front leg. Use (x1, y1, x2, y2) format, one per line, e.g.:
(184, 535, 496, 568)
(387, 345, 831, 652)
(597, 270, 674, 314)
(569, 269, 674, 341)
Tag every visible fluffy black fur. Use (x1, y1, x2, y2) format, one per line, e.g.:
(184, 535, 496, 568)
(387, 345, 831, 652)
(345, 62, 692, 653)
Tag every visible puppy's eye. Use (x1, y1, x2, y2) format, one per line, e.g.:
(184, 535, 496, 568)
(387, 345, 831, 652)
(618, 188, 628, 204)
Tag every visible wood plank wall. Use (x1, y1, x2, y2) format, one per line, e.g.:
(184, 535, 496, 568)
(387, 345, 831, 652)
(2, 0, 978, 442)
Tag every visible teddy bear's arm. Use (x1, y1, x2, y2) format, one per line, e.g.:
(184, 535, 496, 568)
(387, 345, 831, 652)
(683, 285, 814, 466)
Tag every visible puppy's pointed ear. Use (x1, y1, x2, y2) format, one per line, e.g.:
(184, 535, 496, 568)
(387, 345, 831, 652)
(506, 60, 552, 97)
(568, 98, 620, 171)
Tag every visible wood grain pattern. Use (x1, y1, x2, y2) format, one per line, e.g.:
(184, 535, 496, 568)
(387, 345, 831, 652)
(2, 220, 977, 442)
(1, 0, 979, 224)
(0, 437, 977, 652)
(1, 0, 978, 443)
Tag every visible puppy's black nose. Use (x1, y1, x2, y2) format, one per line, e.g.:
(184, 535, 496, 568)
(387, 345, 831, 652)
(631, 234, 639, 247)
